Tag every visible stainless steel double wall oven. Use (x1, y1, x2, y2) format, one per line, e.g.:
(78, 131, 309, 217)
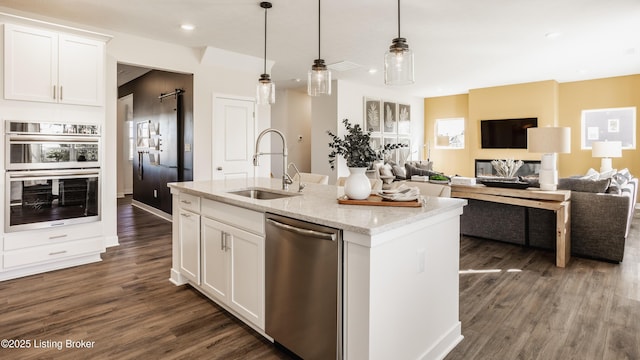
(5, 121, 101, 232)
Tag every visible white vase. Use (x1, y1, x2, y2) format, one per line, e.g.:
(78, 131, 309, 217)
(344, 167, 372, 200)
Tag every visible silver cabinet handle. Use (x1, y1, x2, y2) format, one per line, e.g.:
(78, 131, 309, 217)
(181, 212, 191, 218)
(181, 200, 192, 204)
(49, 250, 67, 256)
(60, 85, 63, 101)
(53, 85, 56, 100)
(266, 218, 336, 241)
(221, 232, 225, 251)
(49, 234, 68, 240)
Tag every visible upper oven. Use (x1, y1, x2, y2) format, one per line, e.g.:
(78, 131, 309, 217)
(5, 121, 100, 170)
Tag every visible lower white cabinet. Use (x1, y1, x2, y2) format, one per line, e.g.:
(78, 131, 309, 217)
(178, 208, 200, 284)
(171, 191, 265, 330)
(202, 217, 264, 328)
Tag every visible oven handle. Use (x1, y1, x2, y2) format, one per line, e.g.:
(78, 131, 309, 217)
(7, 169, 100, 179)
(7, 135, 99, 143)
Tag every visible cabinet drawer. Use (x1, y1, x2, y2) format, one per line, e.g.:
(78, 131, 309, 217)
(201, 199, 264, 236)
(3, 223, 103, 251)
(3, 237, 102, 269)
(179, 193, 200, 213)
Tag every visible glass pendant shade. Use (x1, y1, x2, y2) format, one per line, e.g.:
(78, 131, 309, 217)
(308, 59, 331, 96)
(257, 74, 275, 105)
(384, 38, 414, 85)
(384, 0, 415, 86)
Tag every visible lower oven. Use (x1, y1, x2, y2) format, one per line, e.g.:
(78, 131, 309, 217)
(6, 169, 100, 232)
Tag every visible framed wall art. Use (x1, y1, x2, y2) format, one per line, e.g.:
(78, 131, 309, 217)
(581, 107, 636, 149)
(364, 97, 381, 133)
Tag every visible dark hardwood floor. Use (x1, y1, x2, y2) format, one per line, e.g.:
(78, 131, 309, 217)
(1, 197, 639, 359)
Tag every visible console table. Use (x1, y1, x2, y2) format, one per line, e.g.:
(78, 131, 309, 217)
(451, 184, 571, 268)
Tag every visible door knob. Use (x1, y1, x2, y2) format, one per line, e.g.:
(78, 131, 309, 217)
(217, 166, 223, 171)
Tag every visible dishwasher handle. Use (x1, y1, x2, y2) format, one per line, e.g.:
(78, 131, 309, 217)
(266, 218, 336, 241)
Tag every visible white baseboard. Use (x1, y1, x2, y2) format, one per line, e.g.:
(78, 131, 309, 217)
(131, 200, 172, 222)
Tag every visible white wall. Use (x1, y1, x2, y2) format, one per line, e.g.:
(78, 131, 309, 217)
(271, 88, 311, 177)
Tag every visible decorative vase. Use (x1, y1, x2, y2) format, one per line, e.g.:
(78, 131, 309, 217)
(344, 167, 371, 200)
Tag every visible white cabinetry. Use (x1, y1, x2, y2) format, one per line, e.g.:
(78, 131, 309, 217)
(0, 223, 104, 281)
(4, 23, 105, 106)
(178, 208, 200, 284)
(171, 191, 265, 330)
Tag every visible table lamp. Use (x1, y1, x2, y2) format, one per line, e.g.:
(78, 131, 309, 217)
(592, 141, 622, 173)
(527, 127, 571, 191)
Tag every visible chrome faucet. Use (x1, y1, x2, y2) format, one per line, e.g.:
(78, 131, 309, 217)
(253, 128, 291, 190)
(287, 162, 305, 192)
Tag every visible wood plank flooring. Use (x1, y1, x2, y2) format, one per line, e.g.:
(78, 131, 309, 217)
(1, 197, 639, 359)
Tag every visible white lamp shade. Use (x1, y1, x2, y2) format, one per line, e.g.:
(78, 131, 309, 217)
(384, 48, 415, 85)
(308, 68, 331, 96)
(592, 141, 622, 158)
(527, 127, 571, 153)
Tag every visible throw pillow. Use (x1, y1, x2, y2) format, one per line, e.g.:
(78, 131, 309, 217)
(599, 168, 617, 180)
(581, 168, 599, 180)
(380, 163, 393, 178)
(404, 163, 441, 178)
(392, 164, 406, 180)
(557, 178, 611, 193)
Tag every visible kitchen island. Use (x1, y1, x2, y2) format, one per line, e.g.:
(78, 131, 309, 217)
(168, 178, 466, 360)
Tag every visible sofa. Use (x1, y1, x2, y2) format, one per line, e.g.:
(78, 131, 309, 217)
(460, 169, 637, 263)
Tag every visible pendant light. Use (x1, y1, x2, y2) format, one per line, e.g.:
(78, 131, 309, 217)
(308, 0, 331, 96)
(384, 0, 414, 85)
(257, 1, 275, 105)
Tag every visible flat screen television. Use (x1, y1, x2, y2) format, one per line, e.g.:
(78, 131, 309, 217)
(480, 118, 538, 149)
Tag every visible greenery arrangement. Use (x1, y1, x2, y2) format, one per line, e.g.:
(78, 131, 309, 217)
(327, 119, 407, 170)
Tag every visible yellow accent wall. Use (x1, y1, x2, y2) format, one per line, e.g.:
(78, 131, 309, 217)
(425, 75, 640, 180)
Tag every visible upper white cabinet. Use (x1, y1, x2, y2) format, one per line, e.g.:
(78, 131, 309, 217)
(4, 24, 105, 106)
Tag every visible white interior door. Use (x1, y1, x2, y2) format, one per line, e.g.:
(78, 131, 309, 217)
(213, 96, 256, 180)
(117, 94, 134, 196)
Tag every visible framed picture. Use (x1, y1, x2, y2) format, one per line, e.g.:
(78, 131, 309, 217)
(369, 136, 382, 151)
(397, 104, 411, 134)
(581, 107, 636, 149)
(136, 121, 150, 149)
(364, 97, 381, 133)
(383, 101, 396, 133)
(435, 117, 465, 149)
(383, 135, 398, 162)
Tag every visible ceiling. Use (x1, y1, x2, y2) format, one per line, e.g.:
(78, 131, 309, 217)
(1, 0, 639, 98)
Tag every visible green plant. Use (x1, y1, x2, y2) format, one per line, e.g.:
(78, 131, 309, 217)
(327, 119, 406, 169)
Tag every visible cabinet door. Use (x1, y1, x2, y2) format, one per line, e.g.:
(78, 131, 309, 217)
(4, 24, 58, 103)
(58, 34, 105, 106)
(228, 226, 265, 329)
(201, 218, 229, 302)
(178, 209, 200, 284)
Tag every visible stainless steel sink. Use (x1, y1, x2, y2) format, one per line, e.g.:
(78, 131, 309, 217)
(227, 187, 299, 200)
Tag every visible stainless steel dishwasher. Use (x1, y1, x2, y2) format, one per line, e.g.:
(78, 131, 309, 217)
(265, 213, 342, 360)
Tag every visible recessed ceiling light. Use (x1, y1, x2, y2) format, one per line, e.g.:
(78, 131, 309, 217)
(545, 32, 561, 39)
(368, 68, 378, 74)
(181, 24, 195, 31)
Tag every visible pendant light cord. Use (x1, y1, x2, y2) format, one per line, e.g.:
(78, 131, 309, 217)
(318, 0, 321, 59)
(263, 5, 268, 74)
(397, 0, 401, 38)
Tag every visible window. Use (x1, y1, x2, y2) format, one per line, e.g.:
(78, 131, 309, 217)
(435, 118, 465, 149)
(581, 107, 636, 149)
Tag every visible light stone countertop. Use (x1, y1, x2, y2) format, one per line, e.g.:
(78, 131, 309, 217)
(168, 178, 466, 236)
